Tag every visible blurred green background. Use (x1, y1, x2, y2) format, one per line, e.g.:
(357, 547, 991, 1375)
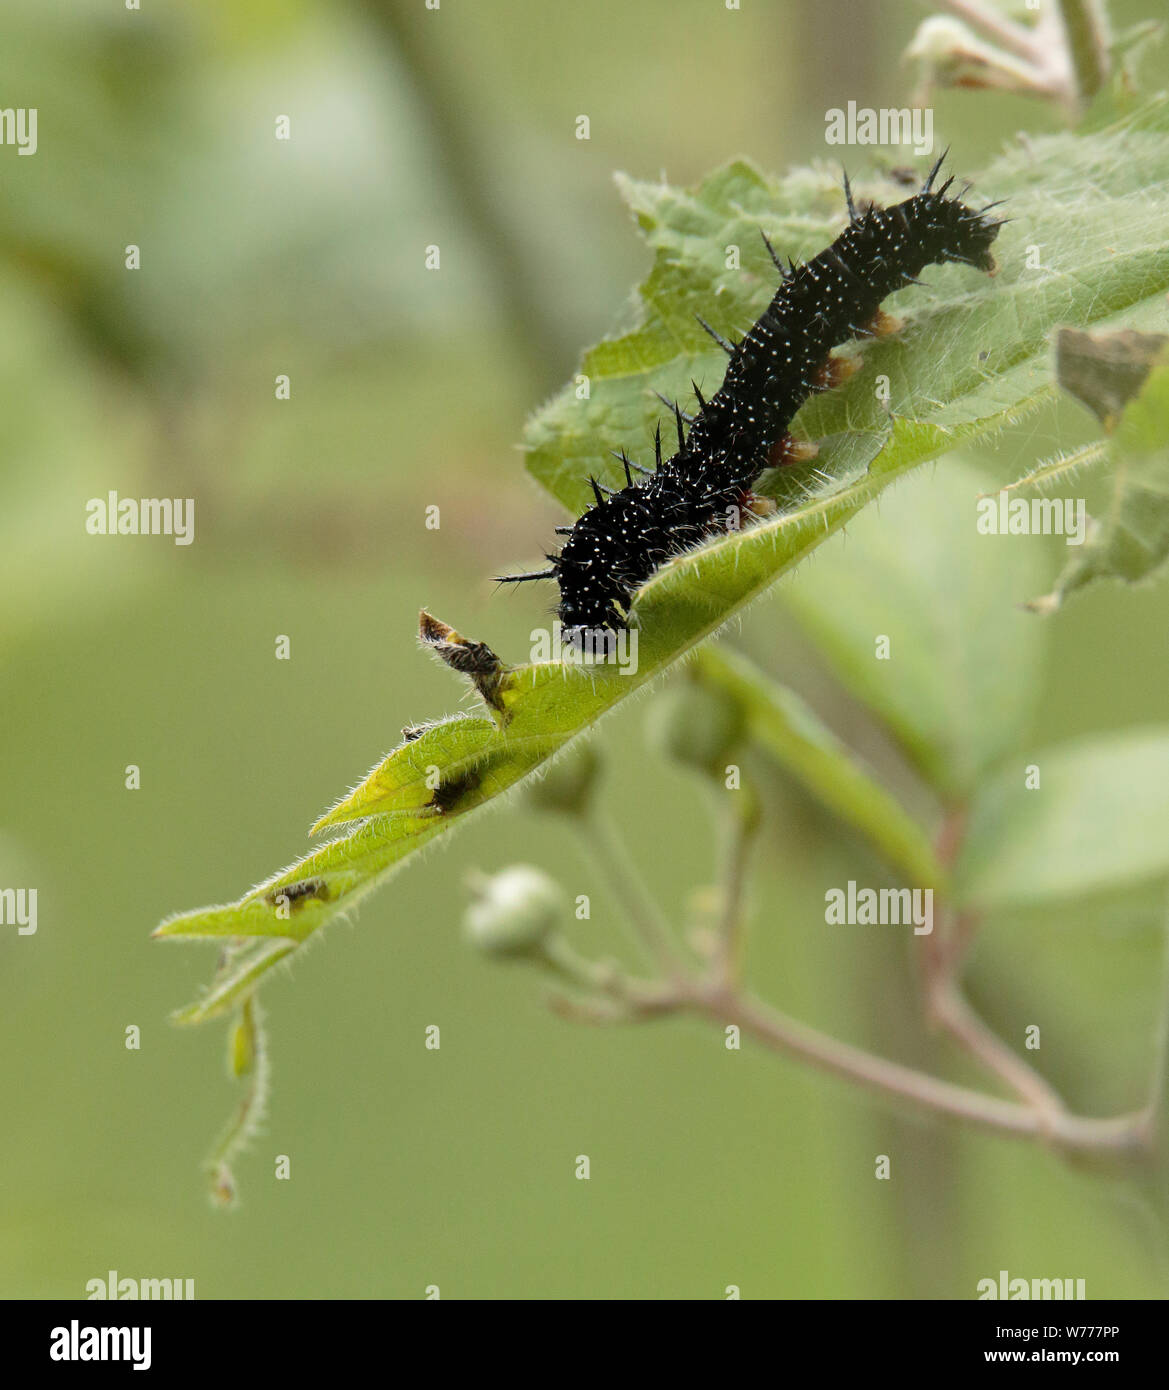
(3, 0, 1168, 1299)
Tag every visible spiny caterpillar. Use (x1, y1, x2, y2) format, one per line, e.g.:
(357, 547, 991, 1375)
(499, 153, 1003, 635)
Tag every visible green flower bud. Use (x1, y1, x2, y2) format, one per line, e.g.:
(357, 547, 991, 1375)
(647, 678, 746, 777)
(463, 865, 566, 958)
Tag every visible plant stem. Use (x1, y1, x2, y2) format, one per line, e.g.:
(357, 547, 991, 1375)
(696, 985, 1148, 1157)
(537, 933, 678, 1018)
(920, 811, 1066, 1117)
(1057, 0, 1112, 103)
(550, 896, 1151, 1155)
(205, 998, 270, 1207)
(927, 977, 1068, 1119)
(578, 808, 689, 983)
(936, 0, 1044, 62)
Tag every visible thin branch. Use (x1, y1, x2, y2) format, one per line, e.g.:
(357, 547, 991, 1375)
(919, 811, 1067, 1117)
(545, 934, 1150, 1157)
(536, 934, 679, 1020)
(919, 903, 1066, 1118)
(694, 985, 1148, 1157)
(1057, 0, 1112, 103)
(935, 0, 1044, 62)
(546, 982, 682, 1025)
(927, 977, 1068, 1120)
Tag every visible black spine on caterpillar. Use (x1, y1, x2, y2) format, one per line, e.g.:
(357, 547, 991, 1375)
(499, 154, 1003, 635)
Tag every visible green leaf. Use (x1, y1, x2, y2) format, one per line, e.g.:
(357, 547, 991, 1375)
(780, 458, 1047, 799)
(1035, 343, 1169, 609)
(311, 713, 503, 828)
(155, 814, 456, 944)
(692, 646, 946, 890)
(955, 729, 1169, 909)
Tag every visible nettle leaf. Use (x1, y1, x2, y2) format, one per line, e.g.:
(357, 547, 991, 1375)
(157, 99, 1169, 1015)
(780, 458, 1047, 800)
(955, 729, 1169, 909)
(1034, 339, 1169, 609)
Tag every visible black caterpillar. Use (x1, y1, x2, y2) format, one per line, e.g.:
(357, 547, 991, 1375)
(500, 153, 1003, 635)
